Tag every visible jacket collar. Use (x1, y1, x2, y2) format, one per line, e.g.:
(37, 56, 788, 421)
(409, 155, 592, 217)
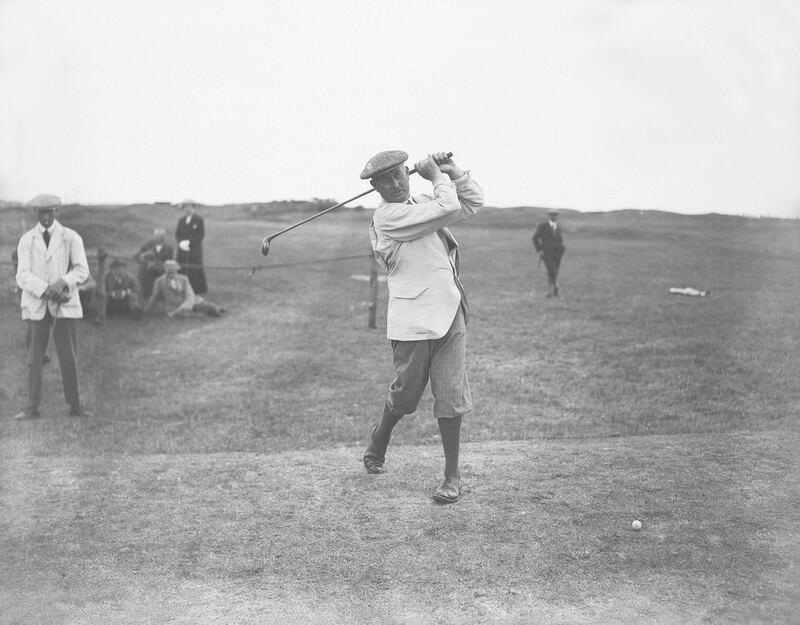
(36, 219, 63, 236)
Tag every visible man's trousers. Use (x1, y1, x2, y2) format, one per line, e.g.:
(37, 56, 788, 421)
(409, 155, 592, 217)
(543, 254, 561, 287)
(27, 311, 80, 411)
(387, 306, 472, 420)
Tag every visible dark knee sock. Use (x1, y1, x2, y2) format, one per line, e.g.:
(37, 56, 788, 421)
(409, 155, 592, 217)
(438, 416, 462, 478)
(370, 402, 404, 457)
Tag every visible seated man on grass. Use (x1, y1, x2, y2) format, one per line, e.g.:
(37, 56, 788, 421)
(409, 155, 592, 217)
(143, 259, 225, 318)
(105, 259, 142, 319)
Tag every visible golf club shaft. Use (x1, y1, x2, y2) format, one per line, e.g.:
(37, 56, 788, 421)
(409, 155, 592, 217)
(261, 152, 453, 255)
(264, 186, 376, 246)
(45, 304, 60, 361)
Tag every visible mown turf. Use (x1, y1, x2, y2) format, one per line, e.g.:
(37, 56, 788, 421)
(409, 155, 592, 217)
(1, 205, 799, 623)
(1, 433, 798, 624)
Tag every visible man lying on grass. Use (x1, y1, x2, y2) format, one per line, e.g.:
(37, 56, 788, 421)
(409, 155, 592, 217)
(143, 260, 226, 318)
(362, 150, 484, 504)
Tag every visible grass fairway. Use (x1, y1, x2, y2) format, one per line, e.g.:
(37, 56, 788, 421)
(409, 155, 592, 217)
(1, 205, 799, 623)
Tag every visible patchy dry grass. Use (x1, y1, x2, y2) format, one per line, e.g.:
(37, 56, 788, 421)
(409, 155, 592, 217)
(1, 205, 799, 623)
(1, 433, 798, 624)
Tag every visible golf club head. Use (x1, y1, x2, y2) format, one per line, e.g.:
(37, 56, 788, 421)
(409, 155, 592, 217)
(261, 237, 271, 256)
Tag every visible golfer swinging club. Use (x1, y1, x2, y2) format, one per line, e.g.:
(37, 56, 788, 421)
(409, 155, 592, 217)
(362, 150, 484, 503)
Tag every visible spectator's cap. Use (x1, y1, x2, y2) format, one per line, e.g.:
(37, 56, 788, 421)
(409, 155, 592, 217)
(153, 227, 166, 236)
(164, 259, 180, 270)
(360, 150, 408, 180)
(27, 194, 61, 210)
(546, 209, 559, 216)
(110, 259, 126, 268)
(177, 199, 197, 207)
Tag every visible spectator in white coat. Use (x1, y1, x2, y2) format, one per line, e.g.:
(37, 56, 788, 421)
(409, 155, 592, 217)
(14, 194, 93, 419)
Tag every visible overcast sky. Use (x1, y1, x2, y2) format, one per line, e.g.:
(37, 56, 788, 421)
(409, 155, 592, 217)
(1, 0, 798, 217)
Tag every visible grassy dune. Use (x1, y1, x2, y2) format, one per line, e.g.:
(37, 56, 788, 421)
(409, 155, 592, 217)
(1, 204, 799, 623)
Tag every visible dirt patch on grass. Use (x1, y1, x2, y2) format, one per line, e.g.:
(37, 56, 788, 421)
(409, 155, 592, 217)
(1, 431, 797, 624)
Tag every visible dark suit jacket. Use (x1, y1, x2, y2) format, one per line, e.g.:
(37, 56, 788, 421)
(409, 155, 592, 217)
(532, 221, 565, 258)
(175, 215, 204, 260)
(175, 214, 208, 293)
(135, 240, 174, 267)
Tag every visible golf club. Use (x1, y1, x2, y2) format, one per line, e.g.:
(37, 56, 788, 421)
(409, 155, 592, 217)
(261, 152, 453, 256)
(43, 303, 60, 365)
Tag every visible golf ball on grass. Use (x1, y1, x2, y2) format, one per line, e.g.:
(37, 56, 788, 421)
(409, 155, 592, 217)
(632, 519, 642, 530)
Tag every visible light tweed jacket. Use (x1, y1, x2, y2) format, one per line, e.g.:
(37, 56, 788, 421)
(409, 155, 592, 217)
(369, 172, 484, 341)
(16, 220, 90, 320)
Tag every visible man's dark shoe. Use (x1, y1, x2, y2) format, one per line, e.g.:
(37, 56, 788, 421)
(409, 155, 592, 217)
(14, 408, 41, 420)
(363, 425, 386, 474)
(68, 406, 94, 418)
(363, 452, 385, 474)
(433, 475, 461, 504)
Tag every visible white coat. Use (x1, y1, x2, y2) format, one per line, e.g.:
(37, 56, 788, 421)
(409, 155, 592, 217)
(16, 220, 89, 320)
(369, 172, 484, 341)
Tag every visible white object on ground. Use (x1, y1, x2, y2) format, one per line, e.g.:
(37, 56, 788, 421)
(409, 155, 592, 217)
(669, 287, 709, 297)
(632, 519, 642, 530)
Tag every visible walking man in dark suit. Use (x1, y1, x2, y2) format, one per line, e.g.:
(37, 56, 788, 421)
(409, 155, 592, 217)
(532, 209, 565, 297)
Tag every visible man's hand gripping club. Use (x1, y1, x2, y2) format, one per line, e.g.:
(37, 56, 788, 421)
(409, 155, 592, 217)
(414, 152, 465, 185)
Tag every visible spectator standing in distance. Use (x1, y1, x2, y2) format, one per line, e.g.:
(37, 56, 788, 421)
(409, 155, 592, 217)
(143, 259, 225, 318)
(532, 209, 565, 297)
(105, 259, 142, 319)
(175, 200, 207, 294)
(135, 227, 173, 299)
(14, 194, 92, 419)
(363, 150, 484, 504)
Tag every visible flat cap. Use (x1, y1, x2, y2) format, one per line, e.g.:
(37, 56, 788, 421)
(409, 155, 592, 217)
(27, 193, 62, 210)
(360, 150, 408, 180)
(546, 209, 559, 216)
(110, 258, 126, 268)
(163, 259, 180, 269)
(177, 198, 197, 207)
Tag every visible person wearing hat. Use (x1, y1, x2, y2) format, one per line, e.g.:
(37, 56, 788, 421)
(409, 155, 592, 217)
(143, 259, 225, 318)
(135, 227, 174, 299)
(14, 194, 92, 419)
(532, 209, 565, 297)
(175, 200, 208, 294)
(104, 258, 142, 319)
(362, 150, 484, 504)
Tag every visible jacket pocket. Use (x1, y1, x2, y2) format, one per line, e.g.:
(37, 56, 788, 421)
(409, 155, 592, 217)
(392, 285, 429, 300)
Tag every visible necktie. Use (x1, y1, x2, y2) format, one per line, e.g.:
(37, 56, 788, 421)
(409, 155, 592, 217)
(43, 229, 50, 247)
